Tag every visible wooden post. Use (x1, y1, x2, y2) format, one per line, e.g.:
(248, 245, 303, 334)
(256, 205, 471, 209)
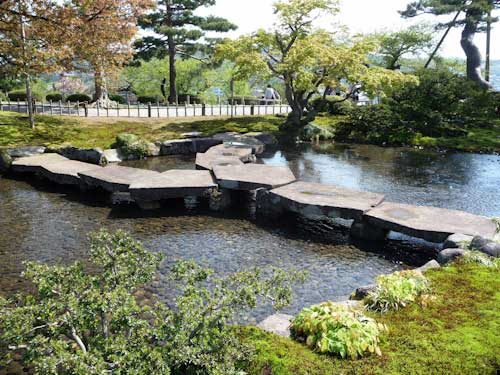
(137, 102, 140, 118)
(425, 10, 461, 69)
(175, 103, 179, 117)
(147, 102, 152, 118)
(76, 101, 80, 116)
(49, 100, 53, 115)
(59, 100, 63, 115)
(17, 98, 20, 113)
(127, 101, 131, 117)
(67, 100, 71, 116)
(251, 105, 255, 116)
(202, 103, 206, 116)
(106, 103, 109, 117)
(117, 102, 120, 117)
(156, 100, 160, 117)
(84, 103, 88, 117)
(0, 99, 2, 111)
(184, 102, 187, 117)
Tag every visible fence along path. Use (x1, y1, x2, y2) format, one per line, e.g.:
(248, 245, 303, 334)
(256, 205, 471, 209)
(0, 100, 292, 118)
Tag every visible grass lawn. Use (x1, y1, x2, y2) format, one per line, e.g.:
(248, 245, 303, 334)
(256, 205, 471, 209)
(0, 111, 283, 150)
(240, 263, 500, 375)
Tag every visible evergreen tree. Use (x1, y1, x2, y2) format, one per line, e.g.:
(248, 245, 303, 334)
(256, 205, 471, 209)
(136, 0, 237, 103)
(401, 0, 500, 88)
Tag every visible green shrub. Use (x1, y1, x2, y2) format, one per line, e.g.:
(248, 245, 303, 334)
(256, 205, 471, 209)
(290, 301, 386, 359)
(115, 133, 152, 159)
(178, 94, 202, 104)
(65, 93, 91, 103)
(45, 92, 63, 102)
(137, 95, 161, 104)
(109, 94, 126, 104)
(7, 90, 28, 101)
(458, 251, 499, 268)
(0, 230, 304, 375)
(365, 270, 430, 313)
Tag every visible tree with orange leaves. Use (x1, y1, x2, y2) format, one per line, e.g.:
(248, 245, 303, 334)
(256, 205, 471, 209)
(67, 0, 154, 104)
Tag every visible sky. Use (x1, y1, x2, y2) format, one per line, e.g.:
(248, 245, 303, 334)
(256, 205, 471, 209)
(196, 0, 500, 60)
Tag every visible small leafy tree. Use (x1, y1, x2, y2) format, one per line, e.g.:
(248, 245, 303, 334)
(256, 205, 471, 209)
(216, 0, 416, 134)
(375, 25, 435, 70)
(0, 230, 305, 374)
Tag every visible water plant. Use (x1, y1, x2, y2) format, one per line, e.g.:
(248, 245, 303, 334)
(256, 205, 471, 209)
(290, 301, 386, 359)
(364, 270, 430, 313)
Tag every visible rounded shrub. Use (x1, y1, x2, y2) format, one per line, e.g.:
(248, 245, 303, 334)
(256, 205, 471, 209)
(65, 93, 91, 103)
(137, 95, 161, 104)
(46, 92, 63, 102)
(313, 96, 355, 115)
(7, 90, 28, 101)
(109, 94, 126, 104)
(115, 133, 152, 159)
(290, 301, 386, 359)
(364, 270, 430, 313)
(178, 94, 201, 104)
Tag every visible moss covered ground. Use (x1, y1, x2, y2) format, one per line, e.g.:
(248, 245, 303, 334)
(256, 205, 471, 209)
(0, 111, 282, 150)
(240, 263, 500, 375)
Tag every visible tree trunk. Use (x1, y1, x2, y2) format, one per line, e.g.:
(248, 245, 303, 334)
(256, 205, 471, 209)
(25, 74, 35, 129)
(167, 36, 177, 104)
(93, 71, 103, 102)
(461, 10, 492, 89)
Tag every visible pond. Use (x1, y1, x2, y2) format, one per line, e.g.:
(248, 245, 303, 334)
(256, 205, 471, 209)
(1, 143, 499, 323)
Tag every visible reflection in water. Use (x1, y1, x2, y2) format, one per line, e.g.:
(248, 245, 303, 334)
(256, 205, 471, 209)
(261, 143, 500, 216)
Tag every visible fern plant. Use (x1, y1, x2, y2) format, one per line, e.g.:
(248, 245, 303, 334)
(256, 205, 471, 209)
(365, 270, 430, 313)
(290, 302, 386, 359)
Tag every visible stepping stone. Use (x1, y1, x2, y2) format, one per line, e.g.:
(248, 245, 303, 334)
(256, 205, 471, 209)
(7, 146, 46, 158)
(212, 132, 265, 154)
(159, 138, 222, 155)
(11, 153, 69, 173)
(40, 160, 102, 185)
(195, 152, 243, 170)
(364, 202, 498, 243)
(78, 165, 160, 193)
(129, 170, 217, 202)
(213, 164, 296, 190)
(205, 144, 255, 162)
(268, 181, 385, 221)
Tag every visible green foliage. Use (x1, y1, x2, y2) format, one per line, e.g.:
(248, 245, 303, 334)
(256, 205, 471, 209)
(0, 229, 305, 375)
(312, 96, 355, 115)
(7, 90, 28, 101)
(65, 93, 91, 103)
(290, 301, 385, 359)
(375, 25, 434, 70)
(109, 94, 126, 104)
(365, 270, 431, 313)
(241, 263, 500, 375)
(46, 92, 63, 102)
(137, 94, 162, 104)
(458, 251, 500, 268)
(115, 133, 151, 159)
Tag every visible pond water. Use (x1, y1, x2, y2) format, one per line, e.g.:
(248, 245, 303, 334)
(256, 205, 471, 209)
(1, 143, 499, 323)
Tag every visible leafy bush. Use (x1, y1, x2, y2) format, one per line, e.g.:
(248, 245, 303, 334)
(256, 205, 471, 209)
(458, 251, 499, 268)
(338, 104, 414, 145)
(290, 301, 386, 359)
(109, 93, 127, 104)
(178, 94, 202, 104)
(0, 230, 304, 375)
(137, 95, 162, 104)
(312, 96, 355, 115)
(365, 270, 430, 313)
(45, 92, 63, 102)
(7, 90, 28, 101)
(65, 93, 91, 103)
(115, 133, 152, 159)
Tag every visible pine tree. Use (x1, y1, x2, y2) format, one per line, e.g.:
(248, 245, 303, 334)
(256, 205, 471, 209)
(401, 0, 500, 88)
(136, 0, 237, 103)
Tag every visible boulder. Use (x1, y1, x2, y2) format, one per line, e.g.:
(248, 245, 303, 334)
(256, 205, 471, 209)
(350, 220, 388, 242)
(0, 149, 12, 173)
(7, 146, 46, 158)
(103, 149, 124, 163)
(58, 146, 106, 165)
(350, 284, 376, 300)
(470, 236, 500, 257)
(246, 132, 278, 145)
(257, 313, 293, 338)
(212, 132, 265, 154)
(159, 138, 221, 155)
(417, 260, 441, 273)
(443, 233, 473, 249)
(437, 248, 469, 265)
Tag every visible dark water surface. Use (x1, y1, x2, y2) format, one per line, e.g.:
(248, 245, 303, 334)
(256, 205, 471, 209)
(1, 143, 499, 323)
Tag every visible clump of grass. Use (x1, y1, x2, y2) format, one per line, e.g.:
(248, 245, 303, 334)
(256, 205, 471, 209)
(458, 251, 499, 268)
(290, 301, 386, 359)
(364, 270, 430, 313)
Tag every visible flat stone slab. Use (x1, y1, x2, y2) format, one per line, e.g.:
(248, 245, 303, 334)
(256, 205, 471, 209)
(205, 144, 254, 161)
(364, 202, 498, 243)
(7, 146, 46, 158)
(159, 138, 222, 155)
(195, 152, 244, 170)
(257, 314, 293, 337)
(40, 160, 103, 185)
(268, 181, 385, 221)
(129, 170, 217, 201)
(213, 164, 296, 190)
(11, 153, 69, 173)
(78, 165, 159, 193)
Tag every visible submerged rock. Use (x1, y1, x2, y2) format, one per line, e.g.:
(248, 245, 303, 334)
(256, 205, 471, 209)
(0, 149, 12, 173)
(351, 284, 376, 300)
